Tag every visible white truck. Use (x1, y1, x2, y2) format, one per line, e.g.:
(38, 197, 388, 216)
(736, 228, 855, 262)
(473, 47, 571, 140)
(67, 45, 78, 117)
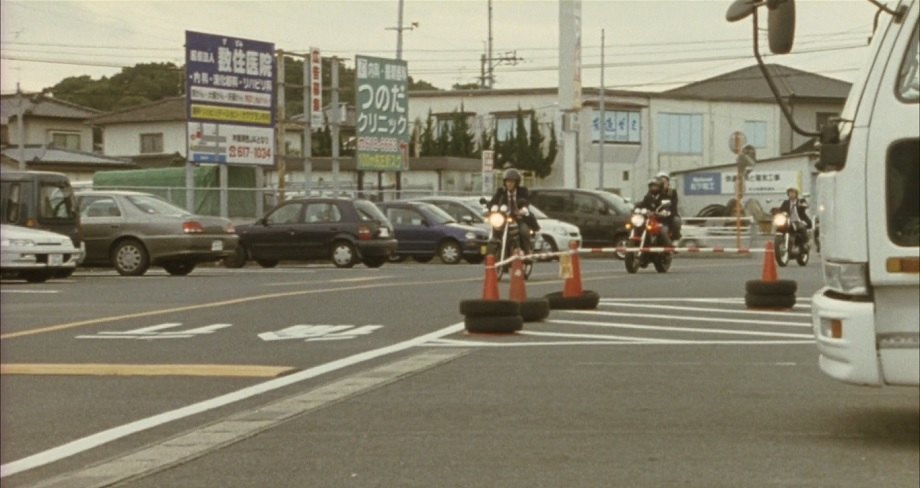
(729, 0, 919, 386)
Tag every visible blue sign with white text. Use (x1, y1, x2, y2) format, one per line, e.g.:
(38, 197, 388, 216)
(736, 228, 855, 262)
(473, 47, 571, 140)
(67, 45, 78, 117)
(684, 173, 721, 195)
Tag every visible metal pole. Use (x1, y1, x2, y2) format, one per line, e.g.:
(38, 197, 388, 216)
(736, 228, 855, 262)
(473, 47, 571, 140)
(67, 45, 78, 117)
(396, 0, 405, 59)
(598, 29, 605, 191)
(303, 53, 312, 196)
(15, 83, 25, 170)
(276, 51, 287, 201)
(488, 0, 493, 88)
(331, 58, 340, 193)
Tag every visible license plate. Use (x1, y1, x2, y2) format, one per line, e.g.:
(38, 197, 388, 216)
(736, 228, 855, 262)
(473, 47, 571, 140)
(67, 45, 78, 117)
(211, 240, 223, 251)
(49, 254, 63, 266)
(480, 245, 487, 255)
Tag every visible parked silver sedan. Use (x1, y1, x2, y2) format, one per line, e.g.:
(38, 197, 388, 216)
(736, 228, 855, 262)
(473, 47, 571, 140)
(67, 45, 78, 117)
(0, 224, 81, 282)
(76, 191, 238, 276)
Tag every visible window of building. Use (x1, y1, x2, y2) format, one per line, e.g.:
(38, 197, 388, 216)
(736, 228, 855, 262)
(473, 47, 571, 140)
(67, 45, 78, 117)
(592, 110, 641, 143)
(657, 113, 702, 154)
(743, 120, 767, 148)
(50, 131, 81, 150)
(140, 133, 164, 154)
(622, 170, 629, 181)
(493, 113, 532, 142)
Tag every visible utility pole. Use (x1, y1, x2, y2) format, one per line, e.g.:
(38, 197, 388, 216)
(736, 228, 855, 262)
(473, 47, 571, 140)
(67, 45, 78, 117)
(276, 52, 287, 201)
(15, 83, 25, 170)
(331, 57, 340, 193)
(598, 29, 605, 191)
(480, 0, 522, 89)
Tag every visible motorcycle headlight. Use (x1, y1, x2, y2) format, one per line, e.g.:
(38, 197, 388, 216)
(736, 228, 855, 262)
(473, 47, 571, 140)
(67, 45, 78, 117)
(630, 214, 645, 227)
(488, 212, 506, 228)
(773, 214, 788, 228)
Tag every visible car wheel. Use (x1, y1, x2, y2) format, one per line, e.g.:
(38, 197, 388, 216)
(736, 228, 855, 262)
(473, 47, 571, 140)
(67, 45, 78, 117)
(438, 240, 462, 265)
(24, 271, 52, 283)
(162, 261, 196, 276)
(363, 256, 386, 268)
(331, 241, 357, 268)
(256, 259, 279, 268)
(223, 245, 247, 268)
(112, 239, 149, 276)
(542, 235, 559, 260)
(412, 255, 434, 263)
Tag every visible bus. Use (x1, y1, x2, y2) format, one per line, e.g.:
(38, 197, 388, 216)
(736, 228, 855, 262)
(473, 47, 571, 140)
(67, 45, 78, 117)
(729, 0, 919, 386)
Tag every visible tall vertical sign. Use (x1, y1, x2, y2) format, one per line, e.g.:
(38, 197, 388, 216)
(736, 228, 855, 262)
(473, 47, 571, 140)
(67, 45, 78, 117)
(355, 55, 409, 172)
(559, 0, 582, 187)
(185, 31, 275, 166)
(309, 47, 323, 128)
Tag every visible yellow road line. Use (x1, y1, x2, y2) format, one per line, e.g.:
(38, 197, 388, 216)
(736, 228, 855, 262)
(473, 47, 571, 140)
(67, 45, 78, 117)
(0, 363, 296, 378)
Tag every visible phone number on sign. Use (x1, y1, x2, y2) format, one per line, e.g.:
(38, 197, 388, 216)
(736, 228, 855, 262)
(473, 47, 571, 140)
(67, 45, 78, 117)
(228, 146, 272, 159)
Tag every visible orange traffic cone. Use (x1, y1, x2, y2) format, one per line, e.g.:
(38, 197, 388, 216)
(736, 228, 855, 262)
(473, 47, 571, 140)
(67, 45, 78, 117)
(762, 241, 778, 282)
(508, 253, 527, 302)
(482, 254, 500, 300)
(563, 241, 584, 298)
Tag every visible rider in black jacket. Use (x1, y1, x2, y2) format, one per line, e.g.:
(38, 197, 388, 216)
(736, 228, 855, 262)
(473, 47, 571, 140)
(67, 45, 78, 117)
(488, 168, 539, 254)
(778, 187, 812, 247)
(636, 178, 674, 246)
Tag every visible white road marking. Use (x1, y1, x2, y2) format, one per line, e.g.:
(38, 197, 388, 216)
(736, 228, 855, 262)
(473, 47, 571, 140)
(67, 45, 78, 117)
(74, 323, 232, 340)
(564, 310, 811, 328)
(329, 276, 391, 283)
(0, 289, 60, 294)
(598, 301, 813, 317)
(424, 338, 814, 347)
(548, 319, 814, 339)
(257, 325, 383, 342)
(0, 321, 465, 478)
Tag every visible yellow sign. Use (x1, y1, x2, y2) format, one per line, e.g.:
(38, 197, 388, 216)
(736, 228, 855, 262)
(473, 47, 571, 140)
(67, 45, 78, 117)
(190, 104, 272, 125)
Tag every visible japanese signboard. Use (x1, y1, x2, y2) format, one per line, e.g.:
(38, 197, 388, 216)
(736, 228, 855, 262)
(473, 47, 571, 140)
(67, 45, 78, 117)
(591, 110, 641, 143)
(185, 31, 275, 166)
(720, 170, 800, 194)
(684, 172, 722, 195)
(309, 47, 323, 128)
(355, 55, 409, 172)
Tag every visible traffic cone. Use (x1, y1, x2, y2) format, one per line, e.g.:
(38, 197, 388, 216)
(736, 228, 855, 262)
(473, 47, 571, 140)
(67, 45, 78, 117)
(508, 253, 527, 302)
(563, 241, 584, 298)
(762, 241, 778, 282)
(482, 254, 500, 300)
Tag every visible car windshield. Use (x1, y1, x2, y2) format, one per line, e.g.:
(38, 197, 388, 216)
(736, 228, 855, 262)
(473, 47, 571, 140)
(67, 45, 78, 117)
(355, 200, 389, 223)
(421, 204, 456, 224)
(126, 194, 191, 217)
(39, 183, 76, 220)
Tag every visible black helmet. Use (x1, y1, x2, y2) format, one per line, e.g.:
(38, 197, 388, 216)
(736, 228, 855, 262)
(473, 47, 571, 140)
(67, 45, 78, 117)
(647, 178, 661, 192)
(503, 168, 522, 183)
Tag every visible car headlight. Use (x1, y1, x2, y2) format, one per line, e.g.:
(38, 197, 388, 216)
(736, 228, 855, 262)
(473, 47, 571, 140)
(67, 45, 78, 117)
(488, 212, 506, 228)
(629, 214, 645, 227)
(465, 231, 477, 240)
(823, 260, 869, 296)
(1, 238, 35, 247)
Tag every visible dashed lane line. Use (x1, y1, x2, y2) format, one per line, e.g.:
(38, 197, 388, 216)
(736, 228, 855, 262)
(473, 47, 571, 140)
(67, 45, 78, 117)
(597, 301, 813, 317)
(0, 364, 296, 378)
(548, 318, 815, 339)
(563, 309, 811, 328)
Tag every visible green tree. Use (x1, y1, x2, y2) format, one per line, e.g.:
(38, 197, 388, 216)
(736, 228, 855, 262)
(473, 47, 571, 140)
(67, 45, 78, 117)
(447, 108, 475, 157)
(49, 62, 181, 111)
(492, 109, 556, 179)
(409, 76, 440, 91)
(452, 82, 481, 90)
(419, 111, 437, 156)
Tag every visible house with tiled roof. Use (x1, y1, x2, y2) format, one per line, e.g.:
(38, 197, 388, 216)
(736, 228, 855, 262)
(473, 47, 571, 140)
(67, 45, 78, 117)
(0, 92, 100, 152)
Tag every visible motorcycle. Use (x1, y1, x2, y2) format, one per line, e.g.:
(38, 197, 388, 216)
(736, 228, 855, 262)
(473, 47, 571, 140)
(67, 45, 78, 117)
(624, 200, 674, 274)
(486, 203, 534, 281)
(771, 210, 810, 266)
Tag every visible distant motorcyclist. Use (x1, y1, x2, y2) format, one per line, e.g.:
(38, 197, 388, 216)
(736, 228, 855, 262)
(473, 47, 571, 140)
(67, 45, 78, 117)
(779, 186, 812, 247)
(656, 171, 682, 240)
(488, 168, 539, 254)
(636, 178, 674, 246)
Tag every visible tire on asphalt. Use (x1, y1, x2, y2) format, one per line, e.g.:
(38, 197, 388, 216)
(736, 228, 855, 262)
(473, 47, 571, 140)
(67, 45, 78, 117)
(520, 297, 550, 322)
(745, 279, 797, 296)
(744, 292, 796, 309)
(162, 261, 196, 276)
(459, 299, 520, 317)
(464, 314, 523, 334)
(544, 290, 600, 310)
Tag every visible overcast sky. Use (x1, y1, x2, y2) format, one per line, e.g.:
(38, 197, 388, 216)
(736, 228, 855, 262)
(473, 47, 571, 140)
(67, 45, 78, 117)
(1, 0, 881, 95)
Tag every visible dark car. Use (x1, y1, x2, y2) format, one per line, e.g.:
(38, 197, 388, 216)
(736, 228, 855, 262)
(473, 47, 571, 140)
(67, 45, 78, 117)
(76, 191, 238, 276)
(225, 197, 396, 269)
(528, 188, 633, 252)
(375, 201, 489, 264)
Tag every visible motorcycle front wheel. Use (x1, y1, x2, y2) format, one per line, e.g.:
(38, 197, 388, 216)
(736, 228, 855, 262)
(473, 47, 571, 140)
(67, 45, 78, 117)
(774, 236, 790, 267)
(625, 252, 640, 274)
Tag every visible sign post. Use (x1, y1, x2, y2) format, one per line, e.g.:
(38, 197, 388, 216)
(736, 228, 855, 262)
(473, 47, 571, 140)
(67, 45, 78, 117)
(729, 131, 747, 249)
(481, 149, 495, 195)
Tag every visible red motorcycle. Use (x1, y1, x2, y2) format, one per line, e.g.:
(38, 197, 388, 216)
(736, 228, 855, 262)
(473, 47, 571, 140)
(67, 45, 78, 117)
(624, 200, 673, 274)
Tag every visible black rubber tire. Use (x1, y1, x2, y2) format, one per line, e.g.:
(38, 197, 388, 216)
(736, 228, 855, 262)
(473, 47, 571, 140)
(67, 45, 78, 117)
(796, 250, 810, 266)
(112, 239, 150, 276)
(331, 241, 357, 268)
(745, 293, 796, 309)
(464, 314, 523, 334)
(223, 245, 247, 268)
(52, 268, 75, 278)
(544, 290, 601, 310)
(745, 279, 798, 296)
(162, 261, 196, 276)
(412, 255, 434, 263)
(653, 253, 672, 273)
(256, 259, 279, 268)
(24, 271, 51, 283)
(520, 298, 550, 322)
(459, 299, 520, 317)
(625, 252, 639, 274)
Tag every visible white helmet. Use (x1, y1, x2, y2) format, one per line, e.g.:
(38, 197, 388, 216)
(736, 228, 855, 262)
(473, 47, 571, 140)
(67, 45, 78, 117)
(656, 171, 670, 181)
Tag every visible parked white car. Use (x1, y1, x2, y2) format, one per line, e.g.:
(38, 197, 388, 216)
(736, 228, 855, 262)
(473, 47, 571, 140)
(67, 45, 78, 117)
(1, 224, 81, 283)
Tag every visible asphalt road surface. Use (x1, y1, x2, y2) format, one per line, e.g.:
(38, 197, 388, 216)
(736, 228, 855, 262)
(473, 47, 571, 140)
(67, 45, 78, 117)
(1, 255, 917, 487)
